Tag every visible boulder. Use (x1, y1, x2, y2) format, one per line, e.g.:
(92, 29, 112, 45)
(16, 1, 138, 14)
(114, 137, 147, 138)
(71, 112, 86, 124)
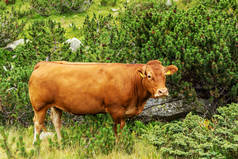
(66, 38, 82, 52)
(136, 97, 208, 122)
(4, 39, 26, 51)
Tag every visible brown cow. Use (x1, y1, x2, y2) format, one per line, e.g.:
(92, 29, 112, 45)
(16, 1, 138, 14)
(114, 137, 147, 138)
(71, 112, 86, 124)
(29, 60, 178, 142)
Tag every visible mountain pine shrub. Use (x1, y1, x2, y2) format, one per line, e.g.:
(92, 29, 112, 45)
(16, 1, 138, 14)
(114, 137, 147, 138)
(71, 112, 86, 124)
(0, 11, 25, 47)
(25, 19, 70, 62)
(142, 103, 238, 158)
(79, 0, 238, 113)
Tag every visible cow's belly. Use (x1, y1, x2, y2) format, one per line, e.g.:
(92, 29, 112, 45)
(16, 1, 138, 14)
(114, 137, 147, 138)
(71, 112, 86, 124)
(54, 93, 105, 114)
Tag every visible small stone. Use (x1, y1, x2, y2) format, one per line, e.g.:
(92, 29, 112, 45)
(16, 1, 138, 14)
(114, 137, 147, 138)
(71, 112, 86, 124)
(111, 8, 119, 12)
(166, 0, 172, 6)
(40, 132, 54, 140)
(4, 39, 26, 51)
(66, 38, 82, 52)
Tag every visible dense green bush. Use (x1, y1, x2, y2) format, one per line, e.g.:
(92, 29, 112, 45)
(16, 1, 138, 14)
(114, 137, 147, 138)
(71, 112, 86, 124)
(30, 0, 92, 16)
(9, 5, 35, 19)
(202, 0, 238, 11)
(0, 11, 25, 47)
(77, 0, 238, 113)
(142, 103, 238, 158)
(0, 47, 33, 125)
(25, 19, 70, 62)
(0, 65, 33, 125)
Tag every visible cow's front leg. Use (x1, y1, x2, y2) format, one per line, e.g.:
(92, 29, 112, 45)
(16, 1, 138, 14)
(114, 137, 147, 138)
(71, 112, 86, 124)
(136, 102, 147, 115)
(109, 106, 126, 137)
(112, 118, 126, 137)
(113, 119, 119, 137)
(119, 118, 125, 131)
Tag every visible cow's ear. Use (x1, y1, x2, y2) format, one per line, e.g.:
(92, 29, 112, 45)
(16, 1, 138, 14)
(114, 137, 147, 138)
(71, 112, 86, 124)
(164, 65, 178, 75)
(138, 65, 146, 78)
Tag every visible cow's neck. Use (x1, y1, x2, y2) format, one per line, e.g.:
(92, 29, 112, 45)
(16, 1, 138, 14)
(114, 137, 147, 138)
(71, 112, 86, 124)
(133, 72, 150, 106)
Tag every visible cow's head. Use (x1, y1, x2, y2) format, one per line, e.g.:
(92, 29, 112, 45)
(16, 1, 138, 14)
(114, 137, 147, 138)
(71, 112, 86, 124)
(138, 60, 178, 98)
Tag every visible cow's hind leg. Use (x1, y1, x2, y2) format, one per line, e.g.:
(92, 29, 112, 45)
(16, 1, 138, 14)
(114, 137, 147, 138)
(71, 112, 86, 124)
(33, 107, 48, 143)
(50, 107, 62, 141)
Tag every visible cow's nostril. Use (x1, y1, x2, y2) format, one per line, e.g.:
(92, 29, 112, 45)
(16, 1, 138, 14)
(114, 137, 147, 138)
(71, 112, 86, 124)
(158, 88, 168, 95)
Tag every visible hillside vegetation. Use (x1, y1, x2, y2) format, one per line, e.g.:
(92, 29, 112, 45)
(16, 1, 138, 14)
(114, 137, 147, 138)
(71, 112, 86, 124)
(0, 0, 237, 158)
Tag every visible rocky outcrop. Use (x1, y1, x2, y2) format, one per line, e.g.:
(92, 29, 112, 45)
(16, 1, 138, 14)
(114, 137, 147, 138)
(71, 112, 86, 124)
(136, 97, 208, 122)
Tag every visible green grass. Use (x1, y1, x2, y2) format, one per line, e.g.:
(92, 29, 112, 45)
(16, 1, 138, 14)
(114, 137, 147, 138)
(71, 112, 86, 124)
(0, 126, 161, 159)
(4, 0, 126, 39)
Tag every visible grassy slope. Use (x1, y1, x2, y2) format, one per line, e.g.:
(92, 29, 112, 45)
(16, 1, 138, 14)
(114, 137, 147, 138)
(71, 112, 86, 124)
(0, 126, 161, 159)
(4, 0, 126, 39)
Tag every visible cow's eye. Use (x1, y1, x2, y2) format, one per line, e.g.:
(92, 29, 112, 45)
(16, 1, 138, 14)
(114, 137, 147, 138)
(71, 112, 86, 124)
(147, 74, 151, 79)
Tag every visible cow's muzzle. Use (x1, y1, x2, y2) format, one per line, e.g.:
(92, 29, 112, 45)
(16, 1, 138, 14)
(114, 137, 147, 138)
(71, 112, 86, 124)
(154, 88, 169, 98)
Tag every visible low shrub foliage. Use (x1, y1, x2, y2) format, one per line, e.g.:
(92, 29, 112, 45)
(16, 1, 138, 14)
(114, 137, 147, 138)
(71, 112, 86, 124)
(77, 0, 238, 113)
(142, 103, 238, 158)
(0, 11, 25, 47)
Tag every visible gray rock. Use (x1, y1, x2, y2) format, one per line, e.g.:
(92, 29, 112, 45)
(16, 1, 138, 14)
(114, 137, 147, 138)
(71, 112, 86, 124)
(4, 39, 26, 51)
(166, 0, 179, 6)
(66, 38, 82, 52)
(136, 97, 208, 122)
(111, 8, 119, 12)
(166, 0, 172, 6)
